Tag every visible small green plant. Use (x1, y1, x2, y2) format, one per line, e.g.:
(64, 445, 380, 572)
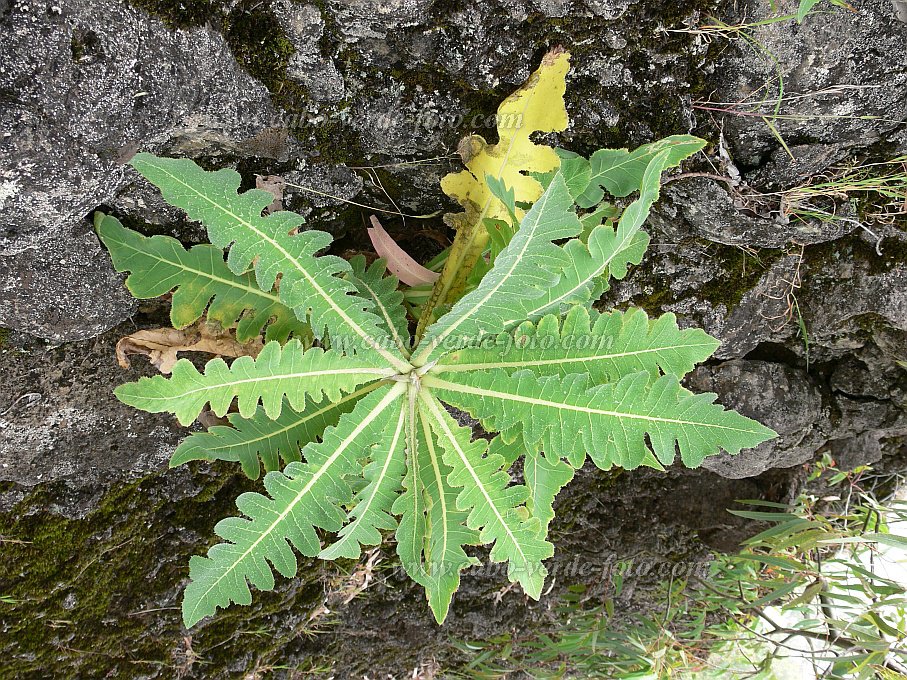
(456, 458, 907, 679)
(97, 53, 775, 628)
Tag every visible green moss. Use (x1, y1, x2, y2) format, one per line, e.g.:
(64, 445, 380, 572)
(803, 232, 907, 278)
(305, 116, 367, 165)
(632, 286, 678, 318)
(0, 326, 9, 348)
(696, 244, 784, 311)
(129, 0, 219, 29)
(226, 5, 296, 97)
(0, 465, 327, 676)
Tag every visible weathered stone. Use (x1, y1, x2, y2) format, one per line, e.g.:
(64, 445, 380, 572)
(0, 0, 280, 339)
(655, 178, 856, 248)
(1, 0, 906, 674)
(715, 2, 907, 169)
(687, 360, 829, 478)
(0, 325, 183, 515)
(282, 161, 364, 236)
(0, 227, 137, 342)
(0, 320, 802, 674)
(274, 1, 346, 102)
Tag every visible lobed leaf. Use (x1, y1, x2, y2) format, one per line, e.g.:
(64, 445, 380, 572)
(96, 212, 309, 343)
(419, 392, 554, 599)
(574, 135, 706, 207)
(129, 154, 409, 371)
(413, 173, 582, 364)
(427, 49, 571, 311)
(115, 339, 393, 426)
(319, 400, 407, 560)
(182, 383, 407, 627)
(490, 431, 572, 537)
(498, 146, 678, 329)
(169, 386, 375, 479)
(436, 306, 720, 383)
(393, 408, 480, 622)
(524, 447, 574, 536)
(423, 370, 777, 470)
(344, 255, 410, 357)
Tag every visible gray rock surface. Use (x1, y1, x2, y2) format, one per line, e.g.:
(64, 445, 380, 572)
(0, 227, 137, 341)
(275, 1, 346, 101)
(0, 318, 801, 675)
(686, 360, 830, 478)
(0, 325, 183, 515)
(714, 2, 907, 167)
(0, 0, 279, 339)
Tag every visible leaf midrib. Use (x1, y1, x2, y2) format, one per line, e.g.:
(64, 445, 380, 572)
(419, 408, 451, 569)
(202, 385, 379, 454)
(351, 273, 410, 357)
(185, 382, 406, 624)
(111, 231, 285, 307)
(435, 342, 719, 373)
(138, 157, 410, 373)
(421, 392, 529, 565)
(323, 402, 406, 556)
(135, 368, 393, 403)
(413, 186, 556, 365)
(422, 375, 766, 435)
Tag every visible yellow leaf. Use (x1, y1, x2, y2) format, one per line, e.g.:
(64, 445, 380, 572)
(416, 48, 571, 336)
(441, 48, 570, 224)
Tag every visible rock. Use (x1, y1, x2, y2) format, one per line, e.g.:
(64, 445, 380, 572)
(715, 1, 907, 169)
(0, 325, 184, 516)
(0, 0, 280, 340)
(274, 1, 346, 102)
(895, 0, 907, 22)
(0, 0, 906, 674)
(655, 178, 856, 249)
(326, 0, 436, 42)
(0, 226, 137, 342)
(687, 360, 829, 478)
(282, 161, 364, 236)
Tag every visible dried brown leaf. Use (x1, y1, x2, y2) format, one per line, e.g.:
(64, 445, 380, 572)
(116, 322, 262, 374)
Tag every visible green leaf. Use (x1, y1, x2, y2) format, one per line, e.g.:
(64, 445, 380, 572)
(169, 385, 375, 479)
(578, 202, 619, 240)
(182, 382, 406, 627)
(497, 146, 678, 329)
(95, 212, 310, 343)
(750, 578, 806, 608)
(345, 255, 410, 357)
(419, 393, 554, 598)
(485, 218, 517, 263)
(319, 397, 408, 560)
(485, 175, 519, 226)
(436, 306, 720, 382)
(423, 370, 777, 470)
(554, 149, 593, 200)
(129, 154, 409, 372)
(115, 339, 393, 426)
(797, 0, 820, 22)
(864, 532, 907, 550)
(413, 173, 582, 365)
(393, 408, 480, 622)
(574, 135, 706, 207)
(523, 447, 574, 536)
